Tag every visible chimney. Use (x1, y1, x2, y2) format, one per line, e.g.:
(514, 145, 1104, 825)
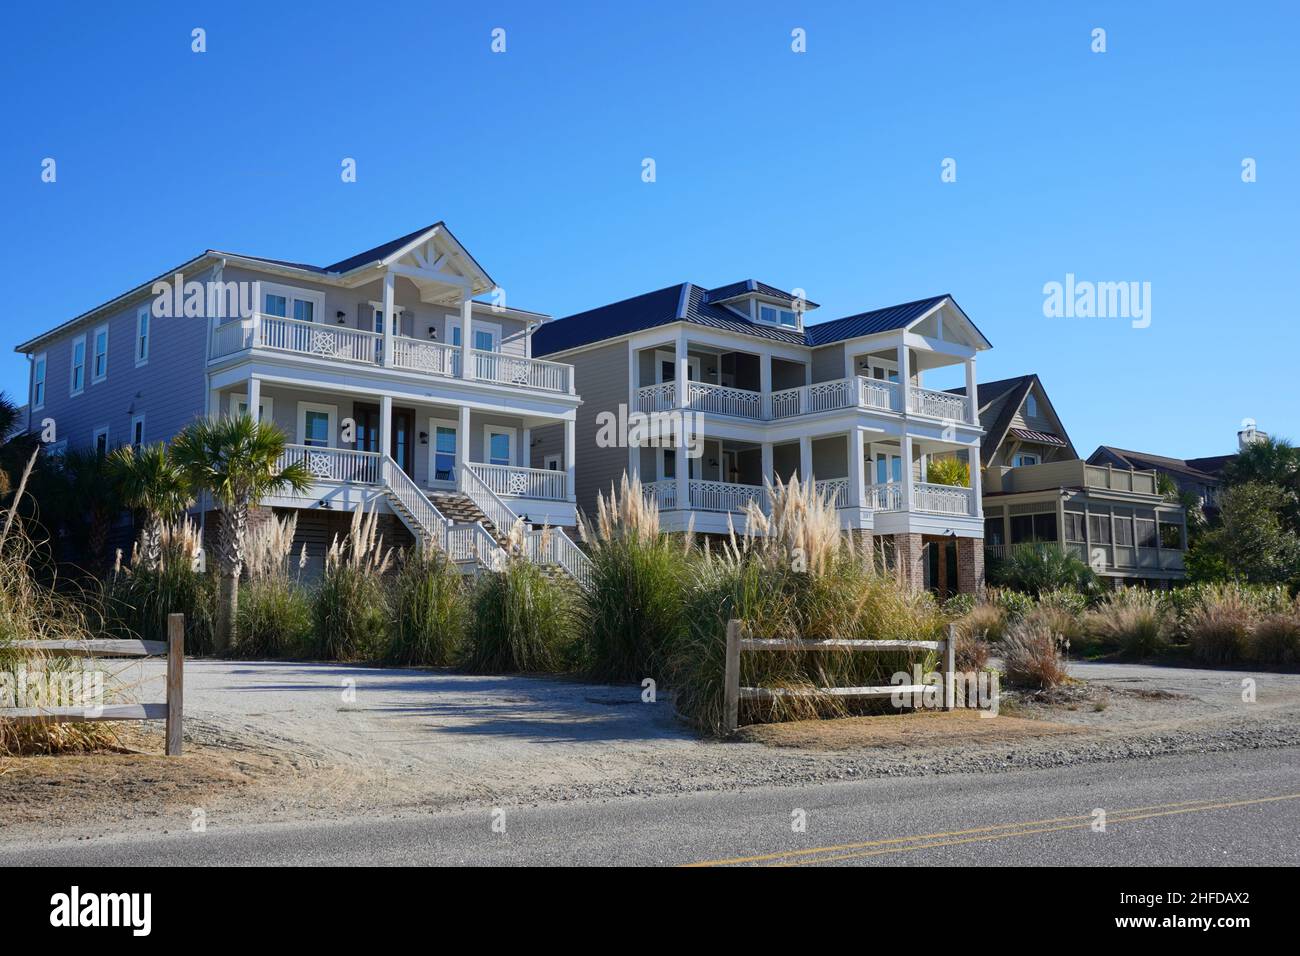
(1238, 418, 1268, 450)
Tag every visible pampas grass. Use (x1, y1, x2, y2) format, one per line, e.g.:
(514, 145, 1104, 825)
(388, 547, 467, 666)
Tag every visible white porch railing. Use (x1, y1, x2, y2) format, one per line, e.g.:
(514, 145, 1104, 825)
(262, 315, 382, 364)
(210, 319, 253, 358)
(685, 382, 763, 419)
(908, 386, 969, 421)
(913, 482, 976, 515)
(768, 376, 902, 419)
(447, 522, 504, 568)
(689, 480, 765, 513)
(461, 464, 520, 538)
(278, 445, 383, 484)
(473, 350, 571, 392)
(522, 528, 593, 589)
(815, 478, 849, 508)
(467, 462, 567, 501)
(636, 382, 676, 413)
(859, 376, 903, 412)
(643, 479, 677, 510)
(865, 482, 904, 511)
(392, 338, 459, 376)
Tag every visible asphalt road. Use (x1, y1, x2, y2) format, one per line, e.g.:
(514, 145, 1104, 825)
(5, 747, 1297, 866)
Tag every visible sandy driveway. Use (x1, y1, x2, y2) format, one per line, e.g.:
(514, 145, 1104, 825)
(3, 658, 1299, 841)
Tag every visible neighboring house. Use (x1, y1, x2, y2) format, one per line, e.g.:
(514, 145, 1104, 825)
(1086, 420, 1269, 514)
(947, 374, 1188, 586)
(531, 282, 992, 594)
(13, 222, 587, 581)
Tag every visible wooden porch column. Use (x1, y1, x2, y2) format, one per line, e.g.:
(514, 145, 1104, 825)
(627, 341, 640, 480)
(969, 444, 984, 517)
(799, 435, 813, 484)
(760, 441, 774, 486)
(847, 427, 864, 508)
(564, 418, 577, 503)
(521, 427, 531, 469)
(896, 339, 910, 413)
(964, 354, 979, 425)
(379, 395, 392, 459)
(246, 375, 261, 423)
(456, 404, 471, 490)
(460, 292, 474, 381)
(382, 271, 395, 367)
(901, 433, 915, 512)
(674, 330, 689, 510)
(759, 352, 772, 419)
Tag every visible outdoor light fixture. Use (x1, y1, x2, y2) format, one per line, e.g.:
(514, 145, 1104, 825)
(428, 327, 437, 339)
(336, 311, 347, 323)
(419, 432, 428, 444)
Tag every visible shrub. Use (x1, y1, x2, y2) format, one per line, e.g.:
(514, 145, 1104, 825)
(1025, 604, 1085, 653)
(1000, 618, 1069, 689)
(926, 457, 969, 487)
(988, 546, 1100, 599)
(1248, 613, 1300, 667)
(102, 520, 217, 655)
(957, 603, 1007, 643)
(953, 628, 991, 672)
(942, 593, 977, 617)
(1085, 589, 1170, 659)
(388, 548, 466, 666)
(237, 575, 312, 658)
(310, 507, 393, 661)
(463, 557, 581, 673)
(578, 475, 687, 681)
(988, 587, 1035, 623)
(1038, 587, 1089, 617)
(1184, 590, 1253, 665)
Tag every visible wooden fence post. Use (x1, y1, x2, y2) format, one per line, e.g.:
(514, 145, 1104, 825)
(944, 622, 957, 711)
(723, 619, 741, 734)
(166, 614, 184, 756)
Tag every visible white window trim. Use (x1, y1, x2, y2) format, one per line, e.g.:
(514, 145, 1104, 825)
(469, 320, 502, 353)
(31, 351, 47, 411)
(297, 402, 338, 448)
(428, 416, 458, 487)
(229, 393, 275, 422)
(260, 281, 325, 324)
(92, 425, 110, 455)
(1014, 453, 1041, 467)
(653, 349, 701, 384)
(482, 424, 517, 467)
(69, 334, 86, 397)
(130, 413, 146, 448)
(1025, 394, 1039, 418)
(135, 308, 150, 367)
(757, 302, 800, 330)
(543, 453, 561, 471)
(91, 324, 109, 384)
(367, 301, 406, 335)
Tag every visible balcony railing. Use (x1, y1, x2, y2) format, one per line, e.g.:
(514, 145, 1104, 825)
(209, 314, 573, 394)
(815, 478, 849, 508)
(685, 381, 764, 419)
(865, 481, 903, 511)
(985, 541, 1184, 573)
(913, 482, 976, 515)
(908, 386, 969, 421)
(643, 479, 765, 513)
(467, 462, 568, 501)
(277, 444, 383, 484)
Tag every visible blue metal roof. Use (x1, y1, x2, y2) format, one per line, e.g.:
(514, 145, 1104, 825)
(533, 284, 981, 357)
(701, 280, 820, 308)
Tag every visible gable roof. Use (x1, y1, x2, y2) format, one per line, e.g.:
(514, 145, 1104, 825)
(15, 222, 495, 354)
(1087, 446, 1232, 482)
(947, 374, 1076, 467)
(532, 285, 988, 356)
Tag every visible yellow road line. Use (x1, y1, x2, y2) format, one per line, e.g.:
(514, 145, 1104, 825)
(686, 792, 1300, 867)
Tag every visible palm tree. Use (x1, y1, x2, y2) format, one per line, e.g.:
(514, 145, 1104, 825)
(109, 442, 194, 571)
(1225, 436, 1300, 490)
(170, 415, 311, 650)
(0, 391, 37, 500)
(53, 447, 123, 576)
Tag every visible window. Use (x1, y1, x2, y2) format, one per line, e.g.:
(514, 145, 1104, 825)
(32, 353, 46, 410)
(298, 403, 336, 448)
(1160, 521, 1183, 550)
(1064, 512, 1086, 543)
(261, 283, 323, 324)
(229, 394, 274, 422)
(544, 454, 561, 471)
(131, 415, 146, 449)
(264, 293, 287, 317)
(1136, 517, 1157, 548)
(70, 335, 86, 396)
(370, 305, 405, 334)
(429, 420, 458, 483)
(984, 517, 1004, 546)
(1088, 513, 1112, 545)
(92, 426, 109, 457)
(1011, 513, 1057, 544)
(136, 309, 150, 365)
(759, 305, 799, 328)
(1025, 394, 1039, 418)
(1013, 453, 1040, 467)
(1113, 515, 1134, 547)
(92, 324, 109, 383)
(293, 299, 314, 323)
(484, 426, 515, 467)
(874, 454, 902, 484)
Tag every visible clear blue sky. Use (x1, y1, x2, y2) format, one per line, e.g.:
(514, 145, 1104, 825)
(2, 1, 1295, 458)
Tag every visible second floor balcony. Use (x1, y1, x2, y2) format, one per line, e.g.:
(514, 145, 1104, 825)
(210, 313, 574, 394)
(635, 375, 972, 424)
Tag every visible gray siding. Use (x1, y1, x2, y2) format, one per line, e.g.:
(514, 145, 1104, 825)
(566, 341, 634, 519)
(810, 344, 844, 383)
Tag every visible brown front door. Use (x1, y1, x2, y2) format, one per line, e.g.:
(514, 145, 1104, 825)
(354, 404, 416, 477)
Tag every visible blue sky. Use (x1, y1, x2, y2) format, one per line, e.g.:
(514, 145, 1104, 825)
(2, 0, 1296, 457)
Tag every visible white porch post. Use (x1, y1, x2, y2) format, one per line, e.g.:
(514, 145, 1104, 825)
(901, 433, 915, 512)
(208, 387, 222, 421)
(382, 271, 395, 367)
(964, 355, 979, 425)
(848, 427, 864, 508)
(799, 435, 813, 484)
(379, 395, 393, 459)
(456, 404, 471, 490)
(674, 330, 689, 510)
(628, 342, 639, 480)
(896, 339, 910, 413)
(968, 444, 983, 517)
(759, 352, 772, 419)
(564, 418, 577, 503)
(521, 427, 531, 469)
(246, 375, 261, 423)
(459, 293, 475, 380)
(760, 441, 774, 486)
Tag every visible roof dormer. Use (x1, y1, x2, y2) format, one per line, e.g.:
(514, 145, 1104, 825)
(701, 280, 818, 331)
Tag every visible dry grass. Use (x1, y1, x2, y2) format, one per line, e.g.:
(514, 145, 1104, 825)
(957, 603, 1007, 643)
(1184, 589, 1253, 665)
(1085, 588, 1170, 658)
(325, 504, 393, 575)
(1248, 612, 1300, 667)
(1000, 618, 1070, 689)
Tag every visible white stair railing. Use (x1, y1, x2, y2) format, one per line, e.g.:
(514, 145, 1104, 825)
(461, 463, 520, 539)
(381, 457, 506, 571)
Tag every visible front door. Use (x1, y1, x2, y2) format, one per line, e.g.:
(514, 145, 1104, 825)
(355, 404, 416, 476)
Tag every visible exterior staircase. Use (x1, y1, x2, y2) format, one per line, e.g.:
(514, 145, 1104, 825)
(429, 493, 510, 548)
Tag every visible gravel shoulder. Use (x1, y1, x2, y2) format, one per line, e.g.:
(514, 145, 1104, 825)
(3, 658, 1298, 844)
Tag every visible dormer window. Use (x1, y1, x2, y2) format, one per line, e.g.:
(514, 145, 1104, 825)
(759, 304, 800, 329)
(1025, 394, 1039, 418)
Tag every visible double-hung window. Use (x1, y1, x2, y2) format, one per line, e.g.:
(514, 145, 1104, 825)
(136, 308, 150, 365)
(431, 420, 457, 483)
(92, 324, 109, 383)
(298, 403, 336, 448)
(32, 353, 47, 410)
(70, 335, 86, 396)
(759, 305, 799, 328)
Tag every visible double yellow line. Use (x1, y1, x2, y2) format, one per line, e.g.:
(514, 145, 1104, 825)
(686, 792, 1300, 867)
